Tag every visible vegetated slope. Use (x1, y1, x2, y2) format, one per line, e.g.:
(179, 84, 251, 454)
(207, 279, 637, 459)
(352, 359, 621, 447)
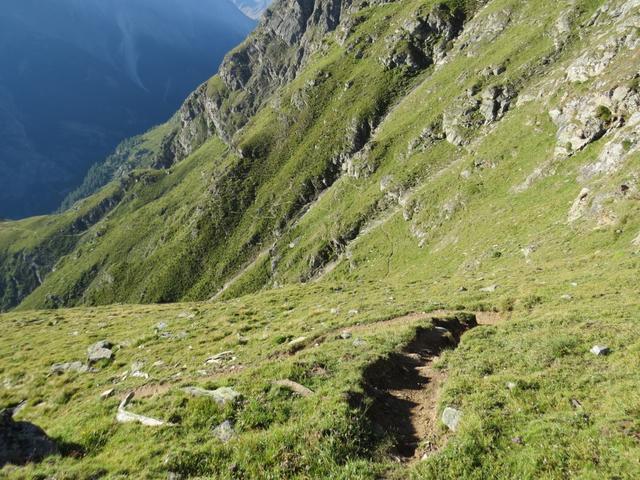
(1, 0, 640, 477)
(0, 0, 254, 219)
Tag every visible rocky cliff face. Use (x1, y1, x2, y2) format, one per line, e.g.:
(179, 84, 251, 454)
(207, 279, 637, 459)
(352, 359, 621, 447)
(160, 0, 362, 163)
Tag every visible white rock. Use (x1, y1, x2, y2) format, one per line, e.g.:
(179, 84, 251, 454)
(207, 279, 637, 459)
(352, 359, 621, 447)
(116, 393, 166, 427)
(590, 345, 611, 356)
(479, 284, 498, 293)
(100, 388, 115, 399)
(442, 407, 463, 431)
(182, 386, 241, 405)
(213, 420, 236, 443)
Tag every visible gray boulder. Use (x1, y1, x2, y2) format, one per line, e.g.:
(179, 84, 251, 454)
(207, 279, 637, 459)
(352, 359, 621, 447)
(50, 361, 89, 374)
(87, 340, 114, 363)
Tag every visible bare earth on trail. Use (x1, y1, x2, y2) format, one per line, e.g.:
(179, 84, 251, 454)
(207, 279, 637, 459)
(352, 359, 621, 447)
(362, 311, 504, 462)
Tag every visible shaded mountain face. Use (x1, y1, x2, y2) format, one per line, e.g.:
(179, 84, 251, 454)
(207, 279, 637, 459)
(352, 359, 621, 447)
(0, 0, 255, 219)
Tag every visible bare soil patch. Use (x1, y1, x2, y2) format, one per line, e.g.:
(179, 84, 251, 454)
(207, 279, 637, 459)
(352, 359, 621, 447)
(360, 313, 479, 461)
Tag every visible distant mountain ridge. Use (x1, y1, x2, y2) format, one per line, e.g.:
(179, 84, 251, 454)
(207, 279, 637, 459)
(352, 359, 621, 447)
(0, 0, 255, 219)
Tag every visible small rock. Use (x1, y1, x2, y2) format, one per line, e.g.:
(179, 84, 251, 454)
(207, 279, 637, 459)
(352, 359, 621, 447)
(352, 338, 367, 347)
(506, 381, 517, 390)
(511, 436, 524, 445)
(590, 345, 610, 356)
(560, 294, 573, 301)
(273, 379, 314, 397)
(213, 420, 236, 443)
(131, 361, 144, 372)
(339, 331, 352, 339)
(479, 284, 498, 293)
(87, 340, 114, 364)
(348, 309, 359, 315)
(100, 388, 115, 399)
(570, 398, 583, 409)
(204, 351, 235, 365)
(182, 386, 241, 405)
(155, 322, 168, 331)
(288, 337, 307, 351)
(442, 407, 463, 431)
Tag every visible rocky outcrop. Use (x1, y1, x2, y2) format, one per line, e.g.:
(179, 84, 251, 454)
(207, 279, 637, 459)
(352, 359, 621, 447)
(550, 82, 639, 159)
(443, 82, 517, 147)
(380, 5, 464, 71)
(166, 0, 358, 162)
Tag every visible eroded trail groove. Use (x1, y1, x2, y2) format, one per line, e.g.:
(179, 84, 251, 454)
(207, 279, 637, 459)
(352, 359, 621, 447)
(361, 313, 479, 461)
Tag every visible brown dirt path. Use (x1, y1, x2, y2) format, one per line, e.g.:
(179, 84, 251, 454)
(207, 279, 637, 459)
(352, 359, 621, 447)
(360, 310, 504, 462)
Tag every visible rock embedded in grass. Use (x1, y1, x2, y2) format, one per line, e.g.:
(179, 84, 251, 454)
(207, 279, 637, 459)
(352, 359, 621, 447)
(100, 388, 115, 399)
(479, 284, 499, 293)
(213, 420, 236, 443)
(442, 407, 463, 431)
(50, 361, 89, 374)
(87, 340, 114, 364)
(182, 386, 241, 405)
(590, 345, 611, 356)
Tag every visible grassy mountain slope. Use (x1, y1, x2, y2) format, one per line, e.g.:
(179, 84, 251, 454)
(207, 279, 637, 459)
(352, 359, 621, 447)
(1, 0, 640, 478)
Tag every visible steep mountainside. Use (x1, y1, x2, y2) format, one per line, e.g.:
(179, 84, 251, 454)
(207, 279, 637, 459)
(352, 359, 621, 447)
(0, 0, 254, 219)
(1, 0, 640, 478)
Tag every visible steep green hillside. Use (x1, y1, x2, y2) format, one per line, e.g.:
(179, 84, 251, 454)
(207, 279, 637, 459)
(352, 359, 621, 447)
(1, 0, 640, 478)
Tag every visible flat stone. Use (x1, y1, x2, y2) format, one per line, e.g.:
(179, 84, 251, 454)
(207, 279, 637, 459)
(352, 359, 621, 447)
(288, 336, 307, 347)
(204, 351, 235, 365)
(273, 379, 314, 397)
(100, 388, 115, 399)
(50, 361, 89, 374)
(442, 407, 463, 431)
(479, 284, 498, 293)
(182, 386, 241, 405)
